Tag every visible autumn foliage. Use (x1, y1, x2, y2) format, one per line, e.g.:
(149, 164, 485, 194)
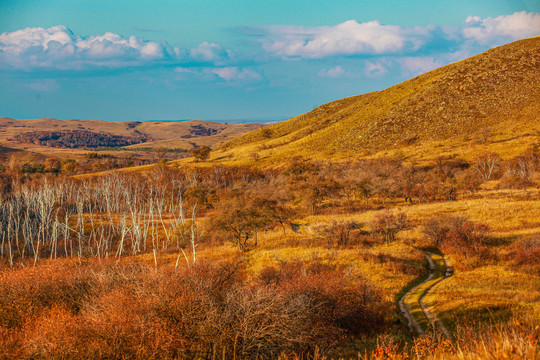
(0, 258, 388, 359)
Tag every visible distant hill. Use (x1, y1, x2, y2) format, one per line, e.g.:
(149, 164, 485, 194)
(219, 37, 540, 164)
(0, 118, 264, 157)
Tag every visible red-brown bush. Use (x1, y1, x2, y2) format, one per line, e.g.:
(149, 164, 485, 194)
(510, 236, 540, 266)
(0, 258, 389, 359)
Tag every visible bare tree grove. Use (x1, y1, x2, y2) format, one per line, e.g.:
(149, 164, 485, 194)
(0, 167, 201, 266)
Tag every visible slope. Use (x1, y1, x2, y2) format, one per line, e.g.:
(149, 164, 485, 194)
(218, 37, 540, 164)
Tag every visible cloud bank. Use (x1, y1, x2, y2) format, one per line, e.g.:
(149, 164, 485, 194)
(253, 20, 433, 58)
(0, 25, 230, 71)
(246, 11, 540, 59)
(1, 11, 537, 77)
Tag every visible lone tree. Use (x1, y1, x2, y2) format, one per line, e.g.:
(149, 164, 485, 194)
(475, 152, 501, 180)
(210, 199, 273, 251)
(190, 146, 211, 161)
(251, 198, 297, 235)
(315, 220, 361, 247)
(370, 210, 409, 243)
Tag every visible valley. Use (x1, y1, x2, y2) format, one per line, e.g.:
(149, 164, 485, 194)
(0, 37, 539, 359)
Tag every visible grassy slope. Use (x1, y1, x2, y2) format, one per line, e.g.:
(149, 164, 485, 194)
(213, 37, 539, 166)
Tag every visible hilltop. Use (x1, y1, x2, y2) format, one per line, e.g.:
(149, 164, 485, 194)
(218, 37, 539, 165)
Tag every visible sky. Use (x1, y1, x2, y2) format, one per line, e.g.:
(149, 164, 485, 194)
(1, 0, 539, 122)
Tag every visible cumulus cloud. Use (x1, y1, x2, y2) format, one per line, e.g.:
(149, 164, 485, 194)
(463, 11, 540, 43)
(206, 67, 261, 81)
(0, 25, 230, 71)
(249, 20, 437, 58)
(243, 11, 539, 59)
(364, 61, 388, 77)
(189, 41, 231, 62)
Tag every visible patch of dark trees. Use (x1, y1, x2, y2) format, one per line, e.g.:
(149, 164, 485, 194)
(180, 124, 221, 138)
(13, 130, 151, 149)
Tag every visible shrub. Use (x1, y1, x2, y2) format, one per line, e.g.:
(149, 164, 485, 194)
(511, 236, 540, 266)
(189, 145, 212, 161)
(423, 216, 466, 248)
(423, 216, 490, 266)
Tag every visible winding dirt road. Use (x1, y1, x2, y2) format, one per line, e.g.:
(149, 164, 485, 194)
(399, 251, 453, 341)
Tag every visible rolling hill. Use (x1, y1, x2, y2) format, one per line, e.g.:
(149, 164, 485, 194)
(218, 37, 540, 164)
(0, 117, 264, 159)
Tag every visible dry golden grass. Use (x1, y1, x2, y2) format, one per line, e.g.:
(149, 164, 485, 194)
(208, 37, 539, 167)
(275, 187, 540, 333)
(247, 240, 425, 302)
(424, 265, 540, 331)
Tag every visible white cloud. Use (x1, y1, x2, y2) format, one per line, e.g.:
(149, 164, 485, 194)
(463, 11, 540, 43)
(364, 61, 388, 77)
(189, 41, 230, 62)
(254, 20, 435, 58)
(0, 25, 230, 71)
(175, 66, 262, 82)
(317, 65, 349, 78)
(245, 12, 539, 59)
(206, 67, 262, 81)
(399, 56, 442, 76)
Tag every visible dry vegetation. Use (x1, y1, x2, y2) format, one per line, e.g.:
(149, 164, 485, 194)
(1, 143, 539, 358)
(0, 37, 539, 359)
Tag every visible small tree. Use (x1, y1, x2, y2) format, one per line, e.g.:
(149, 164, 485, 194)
(370, 211, 409, 243)
(357, 178, 374, 205)
(190, 146, 211, 161)
(423, 215, 490, 262)
(442, 220, 489, 261)
(252, 198, 296, 235)
(210, 199, 272, 251)
(423, 216, 466, 248)
(475, 153, 501, 180)
(315, 220, 361, 246)
(458, 170, 482, 196)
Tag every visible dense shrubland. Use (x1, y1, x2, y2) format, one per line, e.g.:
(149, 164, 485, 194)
(1, 147, 538, 263)
(0, 258, 389, 359)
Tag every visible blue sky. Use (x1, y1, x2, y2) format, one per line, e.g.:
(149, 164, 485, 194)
(1, 0, 539, 122)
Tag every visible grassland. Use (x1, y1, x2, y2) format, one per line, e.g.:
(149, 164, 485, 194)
(202, 37, 540, 167)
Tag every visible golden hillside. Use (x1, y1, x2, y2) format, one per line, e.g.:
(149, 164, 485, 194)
(219, 37, 540, 163)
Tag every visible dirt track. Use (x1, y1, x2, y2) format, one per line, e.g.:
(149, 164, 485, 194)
(399, 251, 453, 341)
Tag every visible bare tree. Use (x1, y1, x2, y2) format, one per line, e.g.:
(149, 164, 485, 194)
(475, 153, 501, 180)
